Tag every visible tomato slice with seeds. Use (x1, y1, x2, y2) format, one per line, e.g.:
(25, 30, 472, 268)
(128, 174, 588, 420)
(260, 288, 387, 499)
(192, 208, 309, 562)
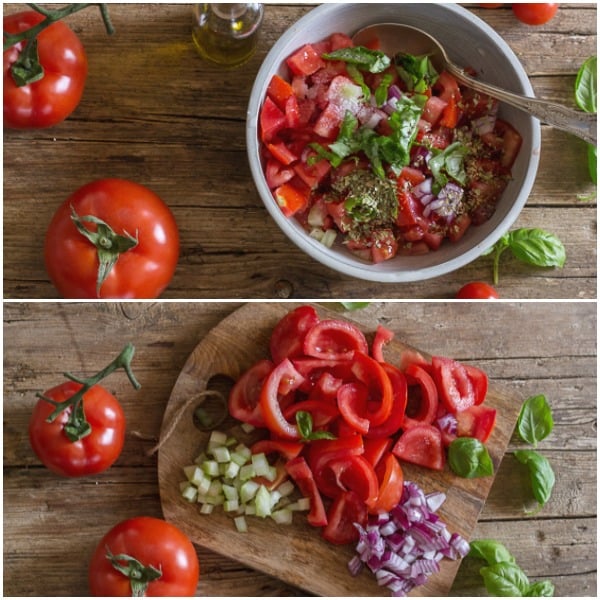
(269, 305, 320, 365)
(364, 362, 406, 439)
(259, 359, 306, 440)
(228, 359, 273, 427)
(303, 319, 369, 360)
(337, 381, 370, 434)
(392, 424, 445, 471)
(285, 456, 328, 527)
(350, 352, 393, 427)
(322, 490, 367, 545)
(431, 355, 476, 414)
(402, 363, 439, 429)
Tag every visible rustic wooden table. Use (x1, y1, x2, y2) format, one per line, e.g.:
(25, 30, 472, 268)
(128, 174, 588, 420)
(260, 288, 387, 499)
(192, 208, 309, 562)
(3, 301, 596, 596)
(2, 3, 597, 299)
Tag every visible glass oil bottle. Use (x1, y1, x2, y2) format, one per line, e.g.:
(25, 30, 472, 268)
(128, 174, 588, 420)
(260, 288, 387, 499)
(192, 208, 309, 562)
(192, 4, 264, 68)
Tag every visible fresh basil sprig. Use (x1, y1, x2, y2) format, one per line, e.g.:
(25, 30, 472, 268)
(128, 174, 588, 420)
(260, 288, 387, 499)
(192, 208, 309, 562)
(482, 228, 566, 285)
(448, 437, 494, 478)
(517, 395, 554, 447)
(514, 449, 556, 510)
(322, 46, 391, 73)
(469, 539, 555, 597)
(296, 410, 336, 441)
(574, 56, 597, 185)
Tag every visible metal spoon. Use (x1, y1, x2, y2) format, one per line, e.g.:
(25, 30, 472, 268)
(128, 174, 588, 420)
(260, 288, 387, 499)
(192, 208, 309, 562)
(352, 23, 597, 145)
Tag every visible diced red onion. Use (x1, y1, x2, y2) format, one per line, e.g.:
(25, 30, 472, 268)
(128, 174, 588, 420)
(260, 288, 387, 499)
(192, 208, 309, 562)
(472, 113, 496, 135)
(388, 84, 403, 101)
(348, 481, 470, 597)
(412, 177, 433, 200)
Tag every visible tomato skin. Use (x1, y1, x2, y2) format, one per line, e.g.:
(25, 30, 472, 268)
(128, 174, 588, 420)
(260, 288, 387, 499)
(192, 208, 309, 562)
(270, 305, 320, 364)
(44, 179, 180, 299)
(512, 3, 559, 25)
(392, 424, 445, 471)
(89, 516, 199, 597)
(228, 359, 274, 427)
(369, 452, 404, 514)
(29, 381, 125, 477)
(4, 11, 88, 129)
(456, 281, 499, 299)
(322, 490, 367, 545)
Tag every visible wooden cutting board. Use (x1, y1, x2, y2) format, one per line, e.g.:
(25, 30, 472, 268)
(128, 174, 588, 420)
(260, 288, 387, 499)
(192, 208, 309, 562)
(157, 303, 522, 596)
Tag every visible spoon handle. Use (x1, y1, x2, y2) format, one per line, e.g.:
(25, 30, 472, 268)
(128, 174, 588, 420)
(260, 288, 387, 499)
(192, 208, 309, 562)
(446, 64, 597, 146)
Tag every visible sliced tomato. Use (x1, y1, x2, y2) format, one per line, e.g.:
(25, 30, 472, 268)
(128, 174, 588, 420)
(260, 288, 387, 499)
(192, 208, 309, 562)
(266, 74, 295, 110)
(365, 363, 407, 439)
(228, 359, 273, 427)
(439, 95, 460, 128)
(322, 490, 367, 545)
(371, 229, 399, 263)
(286, 44, 326, 77)
(269, 305, 320, 364)
(362, 436, 392, 468)
(371, 324, 394, 362)
(464, 364, 489, 405)
(392, 424, 445, 471)
(316, 454, 379, 504)
(350, 352, 393, 427)
(421, 95, 448, 126)
(431, 356, 475, 414)
(402, 363, 439, 429)
(368, 452, 404, 514)
(274, 181, 310, 217)
(293, 156, 331, 189)
(456, 405, 497, 443)
(292, 357, 354, 393)
(303, 319, 369, 360)
(250, 439, 304, 462)
(495, 119, 523, 169)
(307, 371, 343, 404)
(260, 96, 287, 143)
(397, 347, 430, 372)
(285, 456, 328, 527)
(435, 71, 462, 103)
(447, 213, 472, 243)
(265, 158, 294, 190)
(259, 359, 306, 439)
(337, 381, 370, 434)
(266, 140, 298, 166)
(283, 399, 340, 429)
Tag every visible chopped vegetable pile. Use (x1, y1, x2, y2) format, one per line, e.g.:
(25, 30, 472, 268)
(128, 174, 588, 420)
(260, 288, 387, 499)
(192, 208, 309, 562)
(181, 305, 501, 595)
(259, 33, 523, 263)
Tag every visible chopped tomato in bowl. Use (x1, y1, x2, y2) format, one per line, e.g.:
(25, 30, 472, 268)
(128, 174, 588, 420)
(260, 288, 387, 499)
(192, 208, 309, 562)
(247, 3, 540, 282)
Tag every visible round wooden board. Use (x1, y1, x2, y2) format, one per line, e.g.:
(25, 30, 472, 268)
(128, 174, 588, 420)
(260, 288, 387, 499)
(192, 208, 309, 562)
(157, 303, 523, 596)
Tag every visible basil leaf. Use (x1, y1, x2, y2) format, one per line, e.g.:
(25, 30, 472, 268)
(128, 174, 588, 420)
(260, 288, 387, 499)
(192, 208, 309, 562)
(323, 46, 391, 73)
(514, 449, 555, 507)
(526, 580, 556, 597)
(395, 52, 438, 93)
(517, 394, 554, 447)
(469, 539, 516, 566)
(480, 561, 531, 597)
(429, 141, 468, 188)
(374, 72, 394, 107)
(295, 410, 335, 441)
(448, 437, 494, 478)
(506, 228, 566, 269)
(575, 56, 597, 113)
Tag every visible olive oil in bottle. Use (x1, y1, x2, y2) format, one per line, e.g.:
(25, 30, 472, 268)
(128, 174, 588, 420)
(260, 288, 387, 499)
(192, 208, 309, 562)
(192, 4, 264, 68)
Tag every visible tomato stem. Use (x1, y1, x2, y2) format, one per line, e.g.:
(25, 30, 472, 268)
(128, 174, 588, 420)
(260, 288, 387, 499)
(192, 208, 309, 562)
(38, 343, 141, 442)
(105, 547, 162, 597)
(4, 3, 115, 86)
(69, 206, 139, 298)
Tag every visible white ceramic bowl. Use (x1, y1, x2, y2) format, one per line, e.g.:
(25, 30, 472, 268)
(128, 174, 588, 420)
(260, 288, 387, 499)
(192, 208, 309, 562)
(246, 3, 540, 282)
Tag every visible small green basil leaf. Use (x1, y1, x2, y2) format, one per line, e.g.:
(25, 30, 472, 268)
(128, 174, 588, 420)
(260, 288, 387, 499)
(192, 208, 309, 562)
(517, 394, 554, 447)
(575, 56, 597, 113)
(448, 437, 494, 478)
(295, 410, 335, 441)
(322, 46, 391, 73)
(514, 449, 556, 507)
(506, 229, 566, 269)
(468, 539, 516, 566)
(526, 579, 556, 597)
(480, 561, 531, 596)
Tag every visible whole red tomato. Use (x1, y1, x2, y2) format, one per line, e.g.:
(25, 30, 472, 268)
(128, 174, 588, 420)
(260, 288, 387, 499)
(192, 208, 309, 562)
(456, 281, 500, 299)
(29, 381, 126, 477)
(512, 3, 559, 25)
(44, 178, 180, 299)
(89, 517, 200, 596)
(3, 10, 88, 128)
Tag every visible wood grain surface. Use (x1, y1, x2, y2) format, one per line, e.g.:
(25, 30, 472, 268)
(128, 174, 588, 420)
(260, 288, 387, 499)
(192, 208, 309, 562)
(2, 3, 597, 299)
(157, 303, 522, 596)
(3, 301, 597, 596)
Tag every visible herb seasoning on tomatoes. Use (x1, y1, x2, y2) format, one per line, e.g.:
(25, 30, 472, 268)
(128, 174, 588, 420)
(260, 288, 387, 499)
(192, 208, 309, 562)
(259, 34, 522, 263)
